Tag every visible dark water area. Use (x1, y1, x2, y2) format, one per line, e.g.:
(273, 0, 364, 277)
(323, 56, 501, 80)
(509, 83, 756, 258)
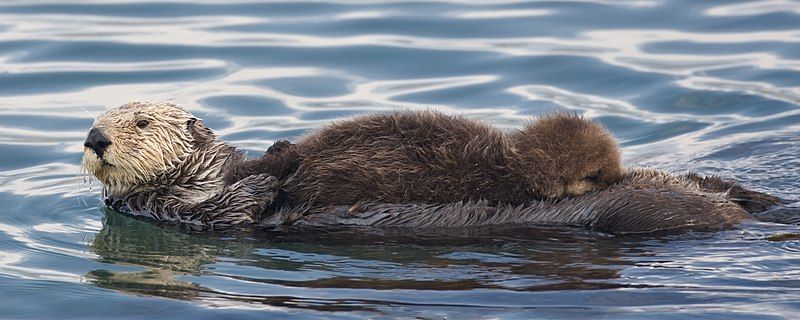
(0, 1, 799, 319)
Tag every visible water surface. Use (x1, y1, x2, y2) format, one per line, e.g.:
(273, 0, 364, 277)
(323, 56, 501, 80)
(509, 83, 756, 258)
(1, 1, 799, 319)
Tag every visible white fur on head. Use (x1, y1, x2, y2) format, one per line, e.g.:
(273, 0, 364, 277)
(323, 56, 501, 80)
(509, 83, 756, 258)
(82, 101, 213, 195)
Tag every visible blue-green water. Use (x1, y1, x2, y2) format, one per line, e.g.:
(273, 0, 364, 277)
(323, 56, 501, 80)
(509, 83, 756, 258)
(1, 1, 800, 319)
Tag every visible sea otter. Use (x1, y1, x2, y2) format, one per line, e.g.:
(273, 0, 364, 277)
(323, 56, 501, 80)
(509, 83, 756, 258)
(83, 101, 792, 232)
(226, 111, 622, 205)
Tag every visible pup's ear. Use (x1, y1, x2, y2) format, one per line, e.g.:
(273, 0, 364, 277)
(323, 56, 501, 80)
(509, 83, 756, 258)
(187, 117, 215, 146)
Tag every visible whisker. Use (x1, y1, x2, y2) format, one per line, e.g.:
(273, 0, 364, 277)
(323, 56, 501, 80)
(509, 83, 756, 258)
(75, 163, 87, 207)
(79, 107, 96, 121)
(78, 192, 88, 207)
(75, 160, 99, 208)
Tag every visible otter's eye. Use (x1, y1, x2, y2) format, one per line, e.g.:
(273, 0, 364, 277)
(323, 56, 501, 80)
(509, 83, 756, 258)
(584, 172, 601, 183)
(136, 120, 149, 129)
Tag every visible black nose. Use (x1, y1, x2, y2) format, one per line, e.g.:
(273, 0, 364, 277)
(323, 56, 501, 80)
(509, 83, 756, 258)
(84, 128, 111, 159)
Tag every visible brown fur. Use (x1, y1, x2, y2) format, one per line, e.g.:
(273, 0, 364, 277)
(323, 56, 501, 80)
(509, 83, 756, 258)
(285, 111, 530, 204)
(235, 111, 622, 205)
(86, 102, 793, 233)
(260, 169, 783, 234)
(508, 114, 622, 198)
(683, 172, 789, 213)
(224, 140, 301, 184)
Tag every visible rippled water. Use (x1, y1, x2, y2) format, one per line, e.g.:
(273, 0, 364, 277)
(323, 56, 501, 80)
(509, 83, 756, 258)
(1, 1, 800, 318)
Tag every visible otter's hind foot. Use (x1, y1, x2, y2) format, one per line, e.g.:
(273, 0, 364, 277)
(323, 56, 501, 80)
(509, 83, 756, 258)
(685, 173, 790, 213)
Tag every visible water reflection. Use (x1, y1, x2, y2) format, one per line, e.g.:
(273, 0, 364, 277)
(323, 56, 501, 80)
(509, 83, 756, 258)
(88, 209, 658, 311)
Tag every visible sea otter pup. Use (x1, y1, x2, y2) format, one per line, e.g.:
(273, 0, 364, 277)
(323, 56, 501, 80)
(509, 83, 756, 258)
(83, 101, 791, 232)
(228, 111, 622, 205)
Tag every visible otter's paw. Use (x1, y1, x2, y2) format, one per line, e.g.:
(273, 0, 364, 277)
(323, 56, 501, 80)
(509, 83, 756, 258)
(214, 174, 281, 226)
(237, 173, 281, 202)
(266, 139, 294, 155)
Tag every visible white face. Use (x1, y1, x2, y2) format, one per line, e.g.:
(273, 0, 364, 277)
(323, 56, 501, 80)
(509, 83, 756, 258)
(82, 102, 199, 195)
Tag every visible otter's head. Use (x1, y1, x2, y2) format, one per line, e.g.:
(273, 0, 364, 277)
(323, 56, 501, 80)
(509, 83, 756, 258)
(82, 101, 214, 195)
(511, 114, 623, 199)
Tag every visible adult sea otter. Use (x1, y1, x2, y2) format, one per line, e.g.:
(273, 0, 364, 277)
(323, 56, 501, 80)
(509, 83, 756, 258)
(82, 101, 793, 234)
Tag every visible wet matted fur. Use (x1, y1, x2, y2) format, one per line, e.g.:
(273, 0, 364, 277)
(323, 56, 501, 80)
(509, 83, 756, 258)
(85, 102, 791, 233)
(261, 169, 770, 234)
(236, 111, 623, 205)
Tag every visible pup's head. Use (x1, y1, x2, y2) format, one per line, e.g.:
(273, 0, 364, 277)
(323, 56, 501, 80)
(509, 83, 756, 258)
(511, 114, 622, 199)
(82, 101, 214, 195)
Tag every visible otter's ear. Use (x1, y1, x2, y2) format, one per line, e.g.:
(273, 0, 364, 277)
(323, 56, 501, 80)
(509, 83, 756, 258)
(187, 117, 215, 146)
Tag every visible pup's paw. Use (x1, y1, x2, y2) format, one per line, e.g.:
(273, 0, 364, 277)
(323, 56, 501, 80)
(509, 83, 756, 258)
(266, 139, 294, 155)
